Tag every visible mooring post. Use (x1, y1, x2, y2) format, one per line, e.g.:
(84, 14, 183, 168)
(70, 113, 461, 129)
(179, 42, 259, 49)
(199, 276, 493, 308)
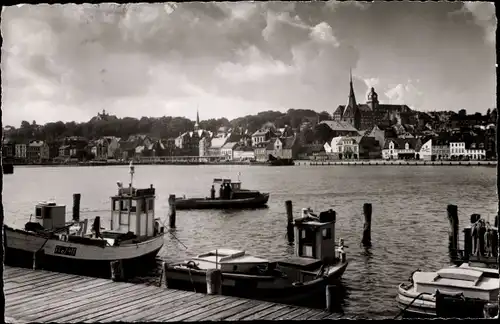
(32, 249, 45, 270)
(168, 194, 176, 228)
(72, 193, 81, 222)
(161, 261, 168, 288)
(447, 205, 459, 257)
(110, 260, 125, 282)
(325, 285, 335, 312)
(285, 200, 294, 243)
(206, 268, 222, 295)
(361, 203, 372, 247)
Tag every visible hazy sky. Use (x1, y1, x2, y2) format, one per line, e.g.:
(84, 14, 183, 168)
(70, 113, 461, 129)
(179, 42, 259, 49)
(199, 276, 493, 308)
(1, 1, 497, 127)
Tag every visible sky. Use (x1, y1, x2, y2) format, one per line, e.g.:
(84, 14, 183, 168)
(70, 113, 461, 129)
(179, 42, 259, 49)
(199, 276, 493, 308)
(1, 1, 497, 127)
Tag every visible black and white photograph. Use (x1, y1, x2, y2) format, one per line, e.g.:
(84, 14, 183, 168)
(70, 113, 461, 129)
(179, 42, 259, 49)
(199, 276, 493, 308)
(0, 1, 498, 321)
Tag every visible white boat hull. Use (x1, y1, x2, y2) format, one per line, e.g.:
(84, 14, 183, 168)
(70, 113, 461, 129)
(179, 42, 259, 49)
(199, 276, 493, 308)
(4, 226, 164, 277)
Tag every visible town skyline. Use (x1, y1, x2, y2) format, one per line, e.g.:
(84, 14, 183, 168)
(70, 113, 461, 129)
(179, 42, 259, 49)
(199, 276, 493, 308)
(2, 2, 496, 126)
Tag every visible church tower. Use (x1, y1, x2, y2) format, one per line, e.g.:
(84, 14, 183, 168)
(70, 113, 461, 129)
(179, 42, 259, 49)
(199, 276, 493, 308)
(342, 69, 361, 130)
(367, 87, 379, 110)
(194, 108, 200, 131)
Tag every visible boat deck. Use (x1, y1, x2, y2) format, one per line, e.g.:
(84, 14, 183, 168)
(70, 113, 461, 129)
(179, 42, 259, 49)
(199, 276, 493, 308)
(3, 266, 343, 322)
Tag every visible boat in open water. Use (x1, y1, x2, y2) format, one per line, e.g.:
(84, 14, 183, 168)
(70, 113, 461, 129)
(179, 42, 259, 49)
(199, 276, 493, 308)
(4, 162, 165, 278)
(396, 215, 499, 319)
(174, 177, 270, 210)
(164, 208, 348, 304)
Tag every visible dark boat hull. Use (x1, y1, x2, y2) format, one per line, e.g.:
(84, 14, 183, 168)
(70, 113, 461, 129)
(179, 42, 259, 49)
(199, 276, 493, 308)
(175, 193, 270, 210)
(165, 261, 348, 305)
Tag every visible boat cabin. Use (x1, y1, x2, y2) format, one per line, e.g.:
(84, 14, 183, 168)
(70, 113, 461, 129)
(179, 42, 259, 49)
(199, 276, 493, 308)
(293, 209, 337, 262)
(109, 185, 156, 237)
(33, 201, 67, 230)
(213, 178, 241, 191)
(192, 249, 270, 273)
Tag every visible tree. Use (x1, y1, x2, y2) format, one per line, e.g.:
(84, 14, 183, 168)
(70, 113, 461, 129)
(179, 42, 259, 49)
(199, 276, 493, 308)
(458, 109, 467, 119)
(313, 123, 334, 144)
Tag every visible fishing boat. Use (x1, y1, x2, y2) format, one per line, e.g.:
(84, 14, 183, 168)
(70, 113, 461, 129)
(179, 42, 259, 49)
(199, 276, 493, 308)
(174, 177, 270, 210)
(4, 162, 165, 278)
(164, 208, 348, 304)
(396, 215, 499, 318)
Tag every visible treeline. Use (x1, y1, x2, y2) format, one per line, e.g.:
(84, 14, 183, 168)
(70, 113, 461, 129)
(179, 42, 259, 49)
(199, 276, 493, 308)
(4, 109, 332, 143)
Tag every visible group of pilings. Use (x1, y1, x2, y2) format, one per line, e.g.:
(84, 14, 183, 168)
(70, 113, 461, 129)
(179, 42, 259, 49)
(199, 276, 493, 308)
(447, 204, 499, 261)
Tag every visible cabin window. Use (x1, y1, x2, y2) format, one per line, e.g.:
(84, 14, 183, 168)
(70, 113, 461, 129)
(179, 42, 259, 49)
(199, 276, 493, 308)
(148, 200, 154, 211)
(233, 265, 238, 272)
(35, 207, 42, 218)
(322, 228, 332, 240)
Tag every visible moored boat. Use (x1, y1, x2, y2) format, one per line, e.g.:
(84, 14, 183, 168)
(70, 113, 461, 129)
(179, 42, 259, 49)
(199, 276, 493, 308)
(396, 215, 499, 318)
(174, 177, 270, 210)
(4, 162, 165, 278)
(164, 208, 348, 305)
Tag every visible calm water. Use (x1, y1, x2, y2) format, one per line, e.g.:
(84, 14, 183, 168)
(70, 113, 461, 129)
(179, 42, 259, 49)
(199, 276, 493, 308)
(3, 165, 497, 319)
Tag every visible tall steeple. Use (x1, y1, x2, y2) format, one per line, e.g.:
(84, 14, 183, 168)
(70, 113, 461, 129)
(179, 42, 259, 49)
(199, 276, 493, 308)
(194, 106, 200, 130)
(347, 68, 357, 109)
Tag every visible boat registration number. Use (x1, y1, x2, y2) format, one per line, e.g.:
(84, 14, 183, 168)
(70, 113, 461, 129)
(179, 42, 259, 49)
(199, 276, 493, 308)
(54, 245, 77, 256)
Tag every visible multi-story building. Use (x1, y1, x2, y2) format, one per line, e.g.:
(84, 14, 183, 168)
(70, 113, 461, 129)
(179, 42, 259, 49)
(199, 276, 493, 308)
(382, 138, 422, 160)
(27, 141, 50, 162)
(15, 143, 27, 160)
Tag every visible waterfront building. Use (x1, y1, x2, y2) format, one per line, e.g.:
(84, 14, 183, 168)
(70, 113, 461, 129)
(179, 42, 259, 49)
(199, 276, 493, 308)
(15, 142, 27, 160)
(27, 141, 50, 162)
(382, 138, 422, 160)
(221, 142, 239, 160)
(233, 144, 255, 161)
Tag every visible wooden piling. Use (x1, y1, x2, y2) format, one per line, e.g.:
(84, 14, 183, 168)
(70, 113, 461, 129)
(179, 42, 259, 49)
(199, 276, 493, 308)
(361, 203, 372, 247)
(325, 285, 335, 312)
(447, 205, 459, 257)
(110, 260, 125, 282)
(160, 261, 168, 288)
(32, 249, 45, 270)
(285, 200, 294, 243)
(206, 269, 222, 295)
(72, 193, 81, 222)
(168, 194, 176, 228)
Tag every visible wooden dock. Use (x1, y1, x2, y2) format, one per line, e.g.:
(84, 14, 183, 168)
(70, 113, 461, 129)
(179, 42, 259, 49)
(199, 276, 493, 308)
(3, 266, 342, 322)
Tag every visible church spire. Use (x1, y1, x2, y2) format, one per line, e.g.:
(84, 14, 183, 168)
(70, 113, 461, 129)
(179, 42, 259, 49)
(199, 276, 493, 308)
(347, 68, 357, 109)
(194, 106, 200, 130)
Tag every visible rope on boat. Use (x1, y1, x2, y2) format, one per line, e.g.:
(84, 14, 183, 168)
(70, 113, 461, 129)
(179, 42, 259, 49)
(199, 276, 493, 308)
(393, 292, 427, 319)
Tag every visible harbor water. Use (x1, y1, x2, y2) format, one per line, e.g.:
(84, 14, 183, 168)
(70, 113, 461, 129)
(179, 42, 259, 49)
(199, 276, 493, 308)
(3, 164, 497, 319)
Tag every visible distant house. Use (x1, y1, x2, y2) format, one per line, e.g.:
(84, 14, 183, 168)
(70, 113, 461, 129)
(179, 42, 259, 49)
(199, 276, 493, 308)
(2, 139, 15, 159)
(221, 142, 239, 160)
(15, 143, 28, 160)
(233, 144, 255, 161)
(382, 138, 422, 160)
(27, 141, 50, 162)
(319, 120, 361, 137)
(333, 136, 381, 160)
(208, 133, 230, 157)
(265, 136, 299, 160)
(59, 145, 71, 159)
(251, 129, 274, 147)
(253, 142, 269, 162)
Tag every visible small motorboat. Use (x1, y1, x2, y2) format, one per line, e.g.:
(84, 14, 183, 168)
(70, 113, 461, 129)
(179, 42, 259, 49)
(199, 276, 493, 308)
(165, 208, 348, 304)
(174, 177, 270, 210)
(396, 215, 499, 319)
(396, 263, 499, 318)
(4, 162, 165, 278)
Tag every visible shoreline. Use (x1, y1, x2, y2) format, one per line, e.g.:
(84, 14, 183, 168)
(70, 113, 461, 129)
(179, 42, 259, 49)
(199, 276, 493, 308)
(6, 160, 497, 168)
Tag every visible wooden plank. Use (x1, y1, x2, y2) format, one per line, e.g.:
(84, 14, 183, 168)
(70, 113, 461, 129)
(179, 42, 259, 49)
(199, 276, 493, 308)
(49, 285, 163, 322)
(5, 268, 64, 282)
(131, 293, 221, 322)
(156, 296, 232, 321)
(197, 299, 262, 321)
(5, 272, 81, 295)
(6, 276, 104, 307)
(259, 306, 298, 320)
(5, 271, 64, 287)
(93, 290, 197, 322)
(11, 281, 141, 320)
(178, 298, 251, 322)
(239, 304, 289, 321)
(274, 307, 312, 320)
(289, 308, 318, 320)
(305, 311, 334, 320)
(20, 284, 156, 322)
(6, 277, 119, 309)
(164, 297, 236, 322)
(223, 302, 276, 321)
(322, 313, 343, 320)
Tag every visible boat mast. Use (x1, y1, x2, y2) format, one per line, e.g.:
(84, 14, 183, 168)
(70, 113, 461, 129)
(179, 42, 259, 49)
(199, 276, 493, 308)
(129, 161, 135, 188)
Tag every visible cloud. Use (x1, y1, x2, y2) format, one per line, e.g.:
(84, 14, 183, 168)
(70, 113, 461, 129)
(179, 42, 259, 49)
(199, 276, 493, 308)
(1, 2, 495, 127)
(462, 2, 496, 45)
(385, 80, 424, 109)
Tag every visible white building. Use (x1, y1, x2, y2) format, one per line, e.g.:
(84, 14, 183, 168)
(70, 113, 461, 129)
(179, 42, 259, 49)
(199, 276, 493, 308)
(220, 142, 238, 160)
(15, 143, 27, 159)
(323, 136, 342, 154)
(419, 139, 433, 160)
(449, 142, 486, 160)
